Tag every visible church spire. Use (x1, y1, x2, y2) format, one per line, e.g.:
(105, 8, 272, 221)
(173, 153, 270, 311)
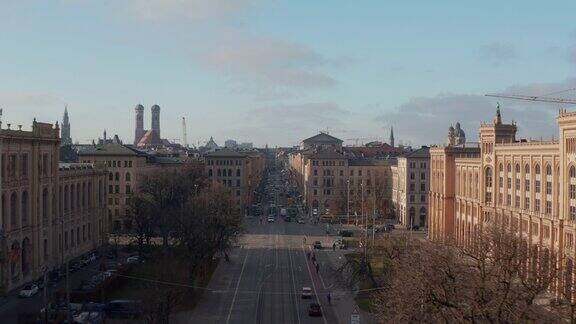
(389, 126, 395, 147)
(495, 102, 502, 125)
(61, 105, 72, 146)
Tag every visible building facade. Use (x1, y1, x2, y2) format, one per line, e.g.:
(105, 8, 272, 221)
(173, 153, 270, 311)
(204, 149, 265, 212)
(79, 144, 185, 232)
(0, 120, 107, 293)
(391, 147, 430, 228)
(289, 133, 394, 218)
(429, 106, 576, 300)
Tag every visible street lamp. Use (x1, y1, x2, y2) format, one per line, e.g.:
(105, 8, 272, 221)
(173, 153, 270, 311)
(346, 179, 350, 225)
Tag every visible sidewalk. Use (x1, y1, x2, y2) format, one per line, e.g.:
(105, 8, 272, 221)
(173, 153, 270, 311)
(316, 246, 376, 324)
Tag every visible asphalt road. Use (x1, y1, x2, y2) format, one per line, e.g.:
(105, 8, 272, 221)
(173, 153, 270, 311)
(189, 214, 342, 324)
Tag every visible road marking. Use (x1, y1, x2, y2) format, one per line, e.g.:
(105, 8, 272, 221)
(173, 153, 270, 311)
(288, 246, 301, 324)
(302, 244, 329, 324)
(226, 250, 249, 324)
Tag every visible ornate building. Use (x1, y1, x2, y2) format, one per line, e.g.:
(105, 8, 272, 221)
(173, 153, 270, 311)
(0, 119, 108, 293)
(133, 104, 163, 147)
(61, 107, 72, 146)
(429, 105, 576, 301)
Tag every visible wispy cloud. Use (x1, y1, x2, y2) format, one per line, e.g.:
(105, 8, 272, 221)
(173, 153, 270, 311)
(479, 42, 517, 66)
(378, 78, 576, 146)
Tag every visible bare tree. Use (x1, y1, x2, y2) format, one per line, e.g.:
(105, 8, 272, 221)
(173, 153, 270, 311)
(127, 194, 155, 257)
(373, 226, 560, 323)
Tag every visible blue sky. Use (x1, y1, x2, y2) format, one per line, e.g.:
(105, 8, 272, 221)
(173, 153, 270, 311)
(1, 0, 575, 147)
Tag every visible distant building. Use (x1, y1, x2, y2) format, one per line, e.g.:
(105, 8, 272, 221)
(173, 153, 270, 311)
(225, 139, 238, 148)
(238, 142, 253, 149)
(79, 143, 189, 232)
(289, 133, 394, 217)
(204, 149, 265, 212)
(391, 146, 430, 228)
(133, 104, 164, 147)
(61, 107, 72, 146)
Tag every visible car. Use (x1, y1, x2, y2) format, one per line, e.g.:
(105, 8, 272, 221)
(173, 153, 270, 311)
(297, 218, 305, 224)
(105, 300, 144, 319)
(126, 255, 140, 263)
(312, 208, 318, 216)
(267, 217, 275, 223)
(338, 230, 353, 237)
(301, 287, 313, 299)
(313, 241, 322, 249)
(19, 284, 39, 298)
(308, 303, 322, 317)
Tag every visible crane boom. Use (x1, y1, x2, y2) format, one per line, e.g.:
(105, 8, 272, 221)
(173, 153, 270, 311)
(485, 93, 576, 105)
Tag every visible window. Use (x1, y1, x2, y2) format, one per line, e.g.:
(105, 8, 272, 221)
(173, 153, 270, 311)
(546, 181, 552, 195)
(535, 164, 541, 175)
(21, 154, 28, 178)
(525, 179, 530, 192)
(535, 181, 541, 193)
(535, 199, 540, 212)
(236, 179, 240, 187)
(410, 173, 415, 180)
(126, 185, 131, 194)
(420, 172, 426, 180)
(515, 179, 520, 191)
(409, 195, 415, 203)
(485, 168, 492, 187)
(115, 185, 120, 194)
(208, 169, 213, 177)
(313, 189, 317, 196)
(115, 172, 120, 181)
(409, 183, 415, 192)
(571, 184, 576, 199)
(546, 201, 552, 214)
(420, 183, 426, 191)
(126, 172, 131, 181)
(313, 169, 318, 176)
(525, 197, 530, 209)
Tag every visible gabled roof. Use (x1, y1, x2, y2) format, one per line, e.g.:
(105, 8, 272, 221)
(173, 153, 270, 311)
(302, 133, 343, 144)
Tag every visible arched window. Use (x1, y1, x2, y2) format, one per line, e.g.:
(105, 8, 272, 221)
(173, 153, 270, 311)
(571, 166, 576, 178)
(499, 163, 503, 172)
(42, 188, 48, 222)
(21, 191, 28, 226)
(535, 164, 541, 175)
(515, 163, 520, 174)
(485, 167, 493, 187)
(70, 184, 75, 211)
(525, 164, 530, 174)
(507, 163, 511, 173)
(64, 185, 69, 213)
(208, 169, 213, 177)
(108, 173, 113, 181)
(236, 169, 241, 177)
(10, 192, 18, 227)
(546, 164, 552, 176)
(228, 169, 232, 177)
(125, 172, 131, 181)
(115, 172, 120, 181)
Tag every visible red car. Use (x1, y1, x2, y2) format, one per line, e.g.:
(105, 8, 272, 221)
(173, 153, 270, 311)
(308, 303, 322, 317)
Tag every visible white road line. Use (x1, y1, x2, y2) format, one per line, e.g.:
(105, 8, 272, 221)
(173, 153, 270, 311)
(288, 245, 301, 324)
(301, 244, 329, 324)
(226, 250, 249, 324)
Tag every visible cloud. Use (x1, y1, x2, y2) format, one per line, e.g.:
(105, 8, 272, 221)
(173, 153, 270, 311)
(230, 102, 349, 145)
(200, 33, 336, 95)
(479, 42, 517, 66)
(127, 0, 256, 21)
(378, 78, 576, 147)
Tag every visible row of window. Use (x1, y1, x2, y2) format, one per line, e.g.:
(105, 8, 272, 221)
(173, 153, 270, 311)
(1, 152, 51, 179)
(105, 160, 133, 168)
(408, 162, 427, 169)
(109, 172, 131, 182)
(208, 169, 241, 177)
(207, 159, 243, 166)
(108, 184, 131, 195)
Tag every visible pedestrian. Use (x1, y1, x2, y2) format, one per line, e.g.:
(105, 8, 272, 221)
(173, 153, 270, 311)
(332, 243, 336, 251)
(327, 292, 331, 304)
(311, 254, 316, 262)
(316, 263, 320, 273)
(307, 251, 311, 260)
(303, 237, 306, 244)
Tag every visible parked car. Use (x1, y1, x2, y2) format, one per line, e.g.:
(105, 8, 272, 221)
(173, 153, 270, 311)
(126, 255, 140, 264)
(301, 287, 313, 299)
(338, 230, 353, 237)
(19, 284, 39, 298)
(74, 311, 105, 324)
(105, 300, 143, 319)
(308, 303, 322, 317)
(267, 216, 275, 223)
(313, 241, 322, 249)
(297, 218, 305, 224)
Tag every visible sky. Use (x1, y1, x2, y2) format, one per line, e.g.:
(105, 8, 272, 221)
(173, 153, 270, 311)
(1, 0, 576, 148)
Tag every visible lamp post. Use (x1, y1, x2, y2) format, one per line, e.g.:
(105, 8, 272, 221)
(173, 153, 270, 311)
(346, 179, 350, 225)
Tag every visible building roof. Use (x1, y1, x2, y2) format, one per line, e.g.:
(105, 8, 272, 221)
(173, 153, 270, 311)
(348, 158, 395, 166)
(137, 129, 163, 147)
(344, 143, 404, 158)
(79, 143, 147, 157)
(302, 133, 343, 144)
(308, 150, 345, 159)
(204, 148, 248, 158)
(405, 146, 430, 158)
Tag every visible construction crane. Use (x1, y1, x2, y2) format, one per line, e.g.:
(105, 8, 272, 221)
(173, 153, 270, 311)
(346, 137, 381, 146)
(182, 117, 188, 148)
(485, 88, 576, 105)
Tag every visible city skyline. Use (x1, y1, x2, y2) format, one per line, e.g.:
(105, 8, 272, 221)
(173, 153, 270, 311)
(1, 1, 576, 147)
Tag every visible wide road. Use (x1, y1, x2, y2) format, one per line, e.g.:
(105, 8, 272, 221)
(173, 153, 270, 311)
(189, 212, 342, 324)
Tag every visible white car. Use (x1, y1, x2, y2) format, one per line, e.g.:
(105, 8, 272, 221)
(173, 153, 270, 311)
(267, 217, 275, 223)
(19, 284, 39, 298)
(301, 287, 313, 299)
(126, 255, 140, 263)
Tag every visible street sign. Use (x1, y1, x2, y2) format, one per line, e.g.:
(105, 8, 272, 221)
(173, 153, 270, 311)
(351, 309, 360, 324)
